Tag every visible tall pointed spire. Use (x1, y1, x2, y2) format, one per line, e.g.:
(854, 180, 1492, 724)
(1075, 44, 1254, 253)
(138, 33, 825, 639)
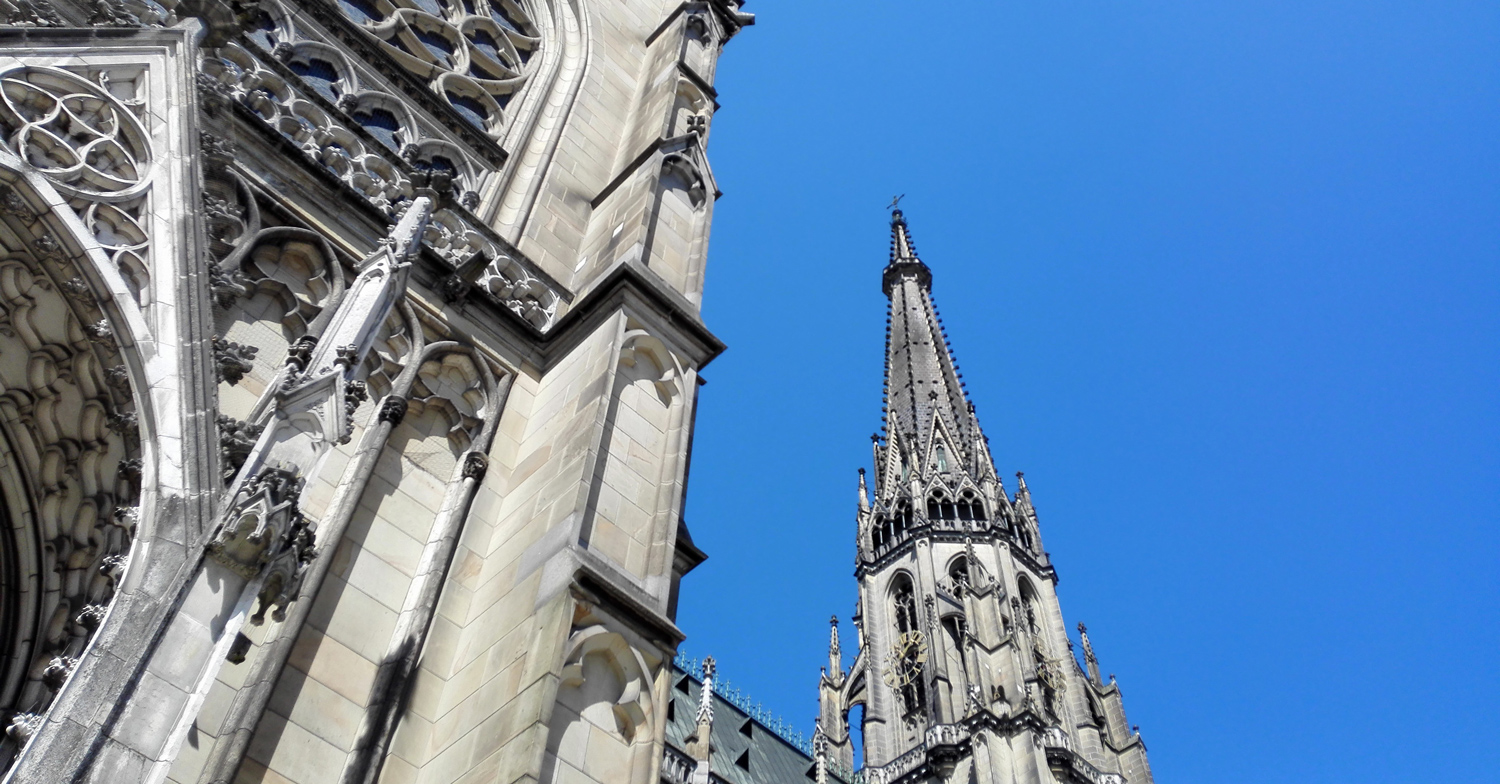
(876, 207, 992, 499)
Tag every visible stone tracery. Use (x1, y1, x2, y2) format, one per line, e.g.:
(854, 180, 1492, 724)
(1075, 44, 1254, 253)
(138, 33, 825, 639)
(0, 66, 156, 308)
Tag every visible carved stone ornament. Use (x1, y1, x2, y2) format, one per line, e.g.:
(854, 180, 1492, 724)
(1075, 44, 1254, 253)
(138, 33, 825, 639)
(40, 657, 77, 691)
(0, 0, 63, 26)
(200, 46, 562, 328)
(339, 380, 368, 444)
(206, 466, 310, 579)
(0, 186, 30, 217)
(217, 414, 264, 483)
(282, 336, 317, 386)
(461, 450, 488, 481)
(377, 394, 408, 425)
(251, 512, 316, 625)
(106, 407, 138, 438)
(213, 335, 259, 385)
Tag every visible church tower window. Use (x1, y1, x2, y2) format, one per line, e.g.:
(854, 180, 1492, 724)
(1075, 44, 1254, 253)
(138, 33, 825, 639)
(935, 444, 948, 472)
(927, 490, 955, 521)
(889, 575, 927, 717)
(956, 489, 985, 522)
(942, 615, 967, 649)
(892, 500, 912, 537)
(948, 557, 970, 596)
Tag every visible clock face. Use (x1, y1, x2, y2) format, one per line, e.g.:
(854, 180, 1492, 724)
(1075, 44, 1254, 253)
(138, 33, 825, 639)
(882, 630, 928, 689)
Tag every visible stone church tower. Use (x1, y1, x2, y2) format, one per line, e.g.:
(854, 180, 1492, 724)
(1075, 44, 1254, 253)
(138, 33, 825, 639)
(0, 0, 750, 782)
(815, 211, 1155, 784)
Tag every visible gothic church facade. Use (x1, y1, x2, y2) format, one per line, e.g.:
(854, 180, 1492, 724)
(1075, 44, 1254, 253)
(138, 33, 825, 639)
(0, 0, 751, 782)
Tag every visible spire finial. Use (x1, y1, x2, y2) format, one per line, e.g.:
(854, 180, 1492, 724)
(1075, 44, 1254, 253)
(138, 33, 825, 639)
(828, 616, 843, 682)
(888, 202, 921, 265)
(857, 468, 869, 513)
(696, 656, 716, 725)
(1078, 623, 1103, 685)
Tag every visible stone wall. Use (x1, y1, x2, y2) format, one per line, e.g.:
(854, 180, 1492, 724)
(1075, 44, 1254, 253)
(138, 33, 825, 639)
(0, 1, 749, 783)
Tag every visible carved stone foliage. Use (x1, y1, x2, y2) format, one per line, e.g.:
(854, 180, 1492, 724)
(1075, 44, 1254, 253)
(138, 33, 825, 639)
(213, 335, 259, 385)
(421, 208, 558, 328)
(0, 66, 155, 306)
(0, 227, 138, 768)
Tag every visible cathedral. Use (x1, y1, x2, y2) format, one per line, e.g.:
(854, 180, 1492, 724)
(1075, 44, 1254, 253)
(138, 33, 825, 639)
(0, 1, 1153, 783)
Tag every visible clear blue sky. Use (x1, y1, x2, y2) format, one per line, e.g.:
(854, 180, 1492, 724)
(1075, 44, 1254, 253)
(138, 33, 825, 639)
(674, 2, 1499, 781)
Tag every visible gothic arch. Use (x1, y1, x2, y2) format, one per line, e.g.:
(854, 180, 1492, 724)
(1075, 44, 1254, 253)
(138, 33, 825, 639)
(579, 325, 689, 581)
(670, 78, 711, 138)
(540, 624, 656, 784)
(0, 171, 146, 768)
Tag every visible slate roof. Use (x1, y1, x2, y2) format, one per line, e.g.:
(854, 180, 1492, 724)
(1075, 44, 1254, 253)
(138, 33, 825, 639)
(664, 665, 851, 784)
(879, 209, 991, 485)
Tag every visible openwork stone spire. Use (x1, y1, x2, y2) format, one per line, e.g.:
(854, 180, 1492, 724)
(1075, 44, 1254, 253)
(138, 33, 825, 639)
(877, 208, 993, 495)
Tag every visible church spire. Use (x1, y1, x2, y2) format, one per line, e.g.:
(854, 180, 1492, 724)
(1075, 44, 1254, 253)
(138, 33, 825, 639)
(876, 207, 992, 499)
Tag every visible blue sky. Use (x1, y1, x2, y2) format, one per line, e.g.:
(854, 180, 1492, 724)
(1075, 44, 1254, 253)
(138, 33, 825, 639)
(674, 2, 1499, 781)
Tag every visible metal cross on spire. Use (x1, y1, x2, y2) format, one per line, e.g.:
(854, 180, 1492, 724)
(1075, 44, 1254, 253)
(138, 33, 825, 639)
(888, 194, 905, 211)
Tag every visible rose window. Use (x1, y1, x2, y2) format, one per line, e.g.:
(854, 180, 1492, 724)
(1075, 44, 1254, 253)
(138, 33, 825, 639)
(337, 0, 540, 139)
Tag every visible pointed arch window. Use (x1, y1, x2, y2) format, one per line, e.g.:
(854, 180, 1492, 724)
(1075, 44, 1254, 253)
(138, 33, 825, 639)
(948, 557, 970, 597)
(935, 445, 948, 473)
(956, 489, 986, 522)
(893, 499, 912, 536)
(890, 575, 927, 717)
(927, 490, 956, 521)
(942, 614, 967, 649)
(1015, 517, 1036, 552)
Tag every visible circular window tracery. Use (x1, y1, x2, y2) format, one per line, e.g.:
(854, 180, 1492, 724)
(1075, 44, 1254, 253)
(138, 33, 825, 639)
(0, 67, 151, 199)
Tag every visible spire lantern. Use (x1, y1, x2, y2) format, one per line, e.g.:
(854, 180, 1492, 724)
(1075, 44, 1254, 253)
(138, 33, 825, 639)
(883, 207, 932, 295)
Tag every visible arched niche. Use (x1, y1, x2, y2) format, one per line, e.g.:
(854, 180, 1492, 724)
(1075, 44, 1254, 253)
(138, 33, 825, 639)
(539, 625, 656, 784)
